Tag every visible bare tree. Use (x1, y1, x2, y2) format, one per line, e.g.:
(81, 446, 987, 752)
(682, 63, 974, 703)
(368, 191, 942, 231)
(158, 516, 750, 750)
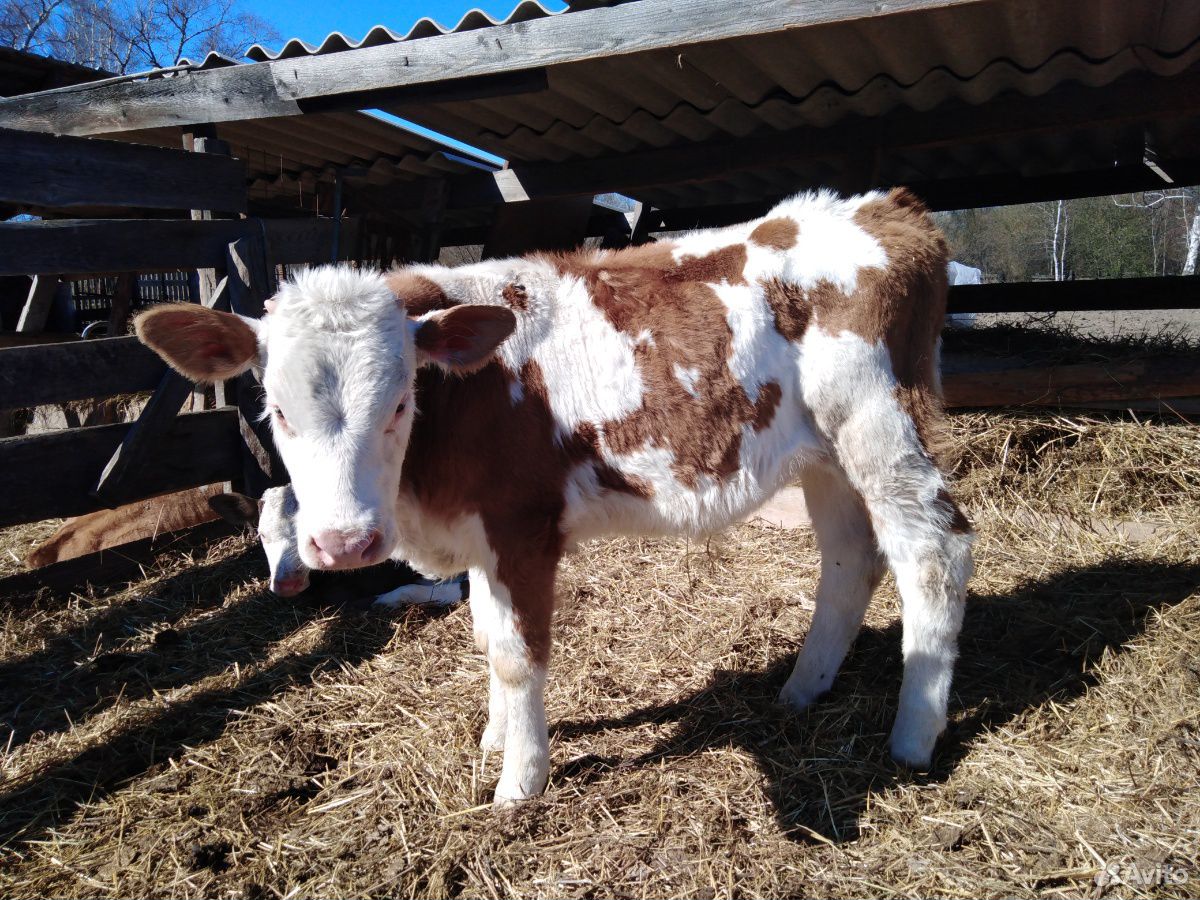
(1, 0, 277, 72)
(1113, 188, 1199, 276)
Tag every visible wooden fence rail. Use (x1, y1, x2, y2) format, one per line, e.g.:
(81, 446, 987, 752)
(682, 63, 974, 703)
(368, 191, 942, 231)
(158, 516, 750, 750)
(0, 336, 164, 409)
(0, 217, 357, 276)
(0, 125, 248, 213)
(0, 408, 240, 528)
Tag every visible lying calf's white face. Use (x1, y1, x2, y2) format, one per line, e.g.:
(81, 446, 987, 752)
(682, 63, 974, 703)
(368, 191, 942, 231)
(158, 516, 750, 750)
(137, 266, 515, 572)
(209, 486, 309, 596)
(258, 485, 309, 596)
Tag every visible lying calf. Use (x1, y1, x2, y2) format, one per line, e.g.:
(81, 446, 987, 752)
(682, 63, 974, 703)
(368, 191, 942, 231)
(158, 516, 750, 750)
(209, 486, 464, 607)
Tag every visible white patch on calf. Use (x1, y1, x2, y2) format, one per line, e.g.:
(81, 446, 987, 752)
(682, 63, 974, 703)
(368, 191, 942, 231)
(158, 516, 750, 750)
(772, 190, 888, 295)
(672, 363, 701, 398)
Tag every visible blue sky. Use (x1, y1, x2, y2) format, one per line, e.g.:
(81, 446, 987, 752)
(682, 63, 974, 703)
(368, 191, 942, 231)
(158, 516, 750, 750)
(243, 0, 566, 53)
(237, 0, 568, 164)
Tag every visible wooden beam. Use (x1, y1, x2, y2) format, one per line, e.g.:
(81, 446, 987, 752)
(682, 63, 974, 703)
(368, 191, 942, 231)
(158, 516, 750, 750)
(225, 235, 283, 499)
(949, 276, 1200, 314)
(0, 126, 247, 212)
(0, 0, 985, 135)
(92, 277, 229, 504)
(0, 216, 357, 276)
(15, 274, 59, 331)
(627, 152, 1200, 229)
(0, 335, 165, 410)
(478, 70, 1200, 200)
(943, 356, 1200, 409)
(0, 408, 241, 528)
(331, 67, 1200, 216)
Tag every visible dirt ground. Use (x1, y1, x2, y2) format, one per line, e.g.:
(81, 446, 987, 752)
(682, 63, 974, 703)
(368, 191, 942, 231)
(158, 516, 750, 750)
(1, 399, 1198, 897)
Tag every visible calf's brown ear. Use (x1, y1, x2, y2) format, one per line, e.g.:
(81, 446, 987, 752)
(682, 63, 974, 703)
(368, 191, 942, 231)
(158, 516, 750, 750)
(208, 492, 263, 528)
(414, 304, 516, 373)
(135, 304, 259, 383)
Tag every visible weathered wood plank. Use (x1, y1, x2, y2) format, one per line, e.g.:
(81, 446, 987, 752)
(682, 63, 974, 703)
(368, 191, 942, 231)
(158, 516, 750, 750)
(0, 0, 985, 135)
(0, 408, 241, 528)
(16, 274, 59, 332)
(0, 335, 165, 410)
(943, 356, 1200, 408)
(0, 216, 353, 276)
(92, 277, 230, 503)
(0, 519, 238, 598)
(0, 126, 247, 212)
(949, 276, 1200, 314)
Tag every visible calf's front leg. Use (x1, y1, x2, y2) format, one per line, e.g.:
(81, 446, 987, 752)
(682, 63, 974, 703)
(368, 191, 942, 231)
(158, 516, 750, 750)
(468, 567, 508, 751)
(473, 559, 555, 805)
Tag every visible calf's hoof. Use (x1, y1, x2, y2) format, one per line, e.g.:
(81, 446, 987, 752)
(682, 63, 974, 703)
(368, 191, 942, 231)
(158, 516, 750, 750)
(776, 677, 825, 712)
(888, 726, 939, 771)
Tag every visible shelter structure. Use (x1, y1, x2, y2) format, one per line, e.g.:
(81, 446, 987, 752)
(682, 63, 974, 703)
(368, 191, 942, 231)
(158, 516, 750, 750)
(2, 0, 1200, 588)
(2, 0, 1198, 307)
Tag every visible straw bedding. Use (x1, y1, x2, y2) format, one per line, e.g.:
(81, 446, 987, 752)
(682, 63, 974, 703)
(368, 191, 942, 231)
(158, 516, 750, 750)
(1, 372, 1197, 897)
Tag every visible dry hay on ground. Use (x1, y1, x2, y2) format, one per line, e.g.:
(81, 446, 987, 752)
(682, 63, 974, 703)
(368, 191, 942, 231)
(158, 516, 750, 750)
(0, 408, 1198, 899)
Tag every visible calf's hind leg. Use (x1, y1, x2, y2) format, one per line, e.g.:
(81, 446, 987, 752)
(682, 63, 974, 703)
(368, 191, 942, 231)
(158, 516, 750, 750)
(800, 333, 972, 768)
(829, 402, 972, 768)
(778, 463, 885, 709)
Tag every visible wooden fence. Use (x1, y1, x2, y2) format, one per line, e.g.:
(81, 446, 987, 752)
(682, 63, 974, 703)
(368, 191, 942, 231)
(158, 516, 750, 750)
(0, 125, 353, 533)
(1, 122, 1197, 554)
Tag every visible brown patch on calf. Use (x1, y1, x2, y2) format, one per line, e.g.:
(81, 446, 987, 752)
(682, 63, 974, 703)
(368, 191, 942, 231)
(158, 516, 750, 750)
(934, 488, 972, 535)
(748, 217, 799, 251)
(501, 282, 529, 312)
(753, 381, 783, 431)
(386, 271, 455, 316)
(666, 243, 748, 286)
(548, 242, 768, 487)
(761, 277, 811, 342)
(895, 383, 952, 468)
(402, 359, 566, 665)
(565, 422, 654, 500)
(802, 189, 953, 472)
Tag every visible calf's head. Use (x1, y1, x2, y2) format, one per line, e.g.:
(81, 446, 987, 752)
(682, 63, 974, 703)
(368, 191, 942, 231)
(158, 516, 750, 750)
(140, 266, 514, 570)
(209, 486, 309, 596)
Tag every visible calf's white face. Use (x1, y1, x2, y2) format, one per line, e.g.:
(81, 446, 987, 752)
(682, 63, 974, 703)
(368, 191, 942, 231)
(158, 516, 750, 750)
(209, 486, 309, 596)
(137, 266, 514, 571)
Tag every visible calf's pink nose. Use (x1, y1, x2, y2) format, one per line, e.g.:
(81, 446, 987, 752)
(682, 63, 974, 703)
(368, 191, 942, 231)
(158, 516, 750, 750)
(271, 575, 309, 597)
(310, 528, 383, 568)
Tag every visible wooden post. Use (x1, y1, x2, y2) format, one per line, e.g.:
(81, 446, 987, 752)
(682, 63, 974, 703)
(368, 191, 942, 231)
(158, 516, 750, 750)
(107, 272, 136, 337)
(182, 124, 232, 411)
(4, 274, 67, 435)
(16, 274, 59, 332)
(627, 201, 658, 246)
(225, 235, 283, 499)
(414, 177, 447, 263)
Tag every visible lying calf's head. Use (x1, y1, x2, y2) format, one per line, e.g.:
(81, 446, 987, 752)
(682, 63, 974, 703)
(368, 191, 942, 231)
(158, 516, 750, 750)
(209, 486, 309, 597)
(138, 266, 515, 571)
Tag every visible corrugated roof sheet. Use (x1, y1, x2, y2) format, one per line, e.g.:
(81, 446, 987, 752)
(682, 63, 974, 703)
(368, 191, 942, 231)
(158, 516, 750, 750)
(231, 0, 1200, 211)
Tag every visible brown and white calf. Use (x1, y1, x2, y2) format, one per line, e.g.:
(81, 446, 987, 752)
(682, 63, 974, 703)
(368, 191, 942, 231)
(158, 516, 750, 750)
(136, 187, 973, 805)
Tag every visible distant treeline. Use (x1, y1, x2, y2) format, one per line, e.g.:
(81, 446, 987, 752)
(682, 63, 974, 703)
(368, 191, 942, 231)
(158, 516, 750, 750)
(934, 189, 1200, 282)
